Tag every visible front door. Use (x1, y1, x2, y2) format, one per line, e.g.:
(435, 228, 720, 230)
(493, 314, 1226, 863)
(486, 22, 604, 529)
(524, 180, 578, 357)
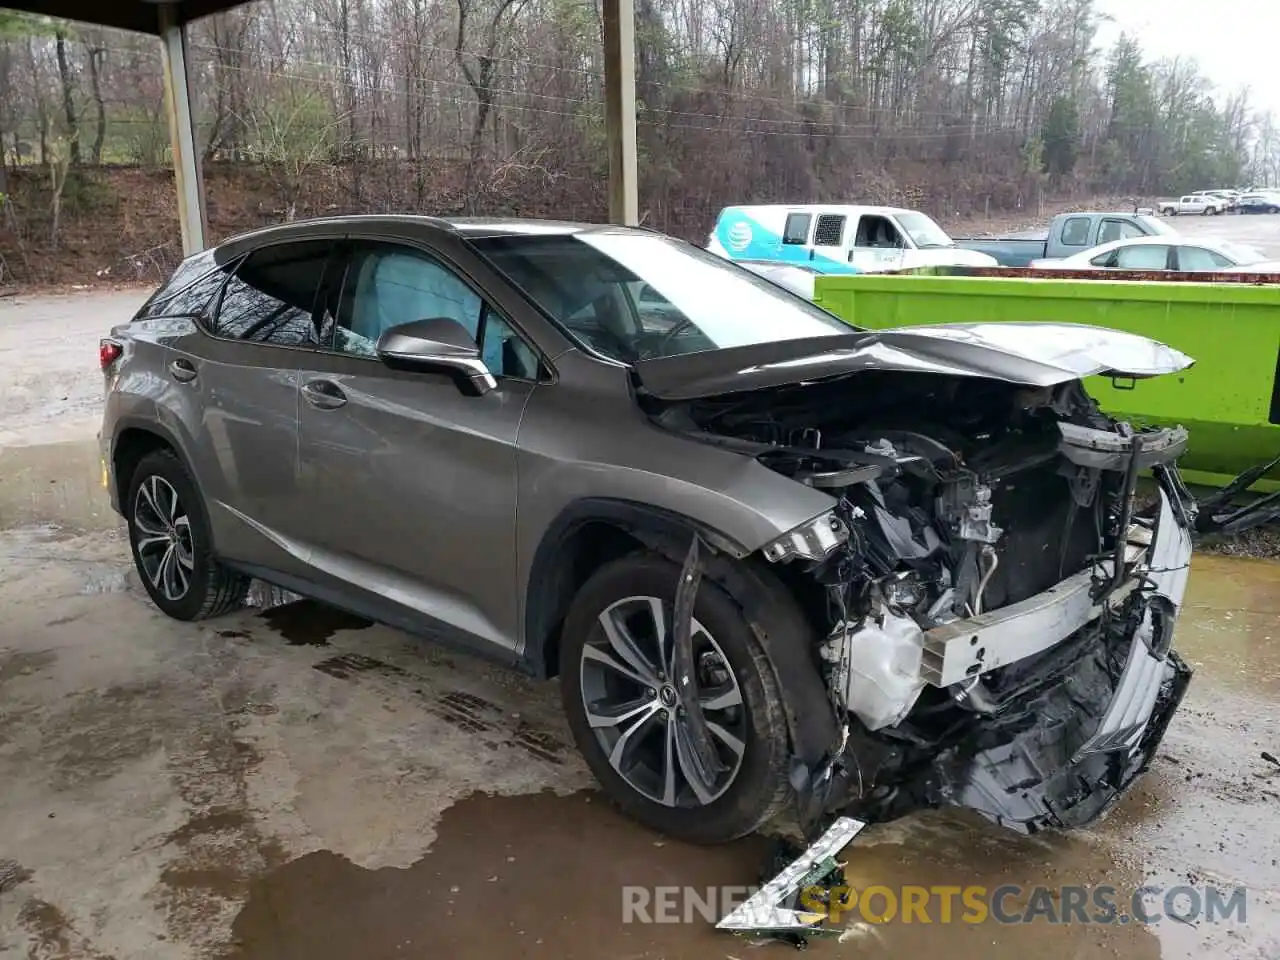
(294, 238, 541, 655)
(848, 215, 907, 273)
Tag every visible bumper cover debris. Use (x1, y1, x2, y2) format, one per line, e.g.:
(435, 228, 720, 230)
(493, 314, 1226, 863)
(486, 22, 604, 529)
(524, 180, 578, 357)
(716, 816, 866, 940)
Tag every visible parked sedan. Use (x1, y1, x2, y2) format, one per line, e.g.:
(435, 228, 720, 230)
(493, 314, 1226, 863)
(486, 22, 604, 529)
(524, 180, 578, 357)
(1030, 235, 1280, 272)
(1237, 193, 1280, 214)
(101, 215, 1195, 845)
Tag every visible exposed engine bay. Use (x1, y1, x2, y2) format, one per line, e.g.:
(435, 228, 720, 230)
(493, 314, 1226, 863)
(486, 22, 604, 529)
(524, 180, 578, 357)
(652, 368, 1195, 836)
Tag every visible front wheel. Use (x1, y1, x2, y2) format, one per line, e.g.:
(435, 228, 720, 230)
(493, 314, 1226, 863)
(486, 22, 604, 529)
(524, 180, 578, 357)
(126, 449, 248, 620)
(559, 552, 792, 843)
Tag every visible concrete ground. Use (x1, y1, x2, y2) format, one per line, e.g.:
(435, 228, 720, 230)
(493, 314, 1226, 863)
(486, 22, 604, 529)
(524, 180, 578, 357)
(2, 219, 1279, 959)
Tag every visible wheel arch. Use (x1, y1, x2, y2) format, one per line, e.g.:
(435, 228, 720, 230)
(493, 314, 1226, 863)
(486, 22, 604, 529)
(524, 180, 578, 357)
(523, 498, 839, 770)
(110, 418, 204, 519)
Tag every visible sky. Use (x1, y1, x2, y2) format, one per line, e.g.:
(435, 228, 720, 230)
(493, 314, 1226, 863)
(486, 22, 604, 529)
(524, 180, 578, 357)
(1094, 0, 1280, 116)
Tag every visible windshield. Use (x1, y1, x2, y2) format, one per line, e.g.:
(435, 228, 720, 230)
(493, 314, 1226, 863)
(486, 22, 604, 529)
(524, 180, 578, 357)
(468, 232, 850, 362)
(894, 212, 954, 248)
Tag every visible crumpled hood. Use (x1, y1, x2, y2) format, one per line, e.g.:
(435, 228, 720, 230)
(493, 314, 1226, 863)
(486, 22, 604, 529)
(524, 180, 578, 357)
(633, 322, 1195, 401)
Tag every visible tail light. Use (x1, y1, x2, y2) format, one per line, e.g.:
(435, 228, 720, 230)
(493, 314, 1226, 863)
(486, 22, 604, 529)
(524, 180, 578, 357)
(99, 338, 123, 370)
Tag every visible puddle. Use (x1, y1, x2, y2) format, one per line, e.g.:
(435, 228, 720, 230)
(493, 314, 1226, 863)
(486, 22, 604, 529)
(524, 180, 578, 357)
(1176, 554, 1280, 697)
(0, 439, 118, 535)
(259, 600, 373, 646)
(225, 791, 1168, 960)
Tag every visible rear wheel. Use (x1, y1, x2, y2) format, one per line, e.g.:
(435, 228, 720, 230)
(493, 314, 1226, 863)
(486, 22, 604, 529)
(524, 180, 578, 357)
(559, 552, 792, 843)
(126, 449, 248, 621)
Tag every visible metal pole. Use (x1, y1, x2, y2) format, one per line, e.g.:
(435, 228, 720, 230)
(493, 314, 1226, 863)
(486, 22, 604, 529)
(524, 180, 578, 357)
(602, 0, 638, 226)
(158, 4, 208, 254)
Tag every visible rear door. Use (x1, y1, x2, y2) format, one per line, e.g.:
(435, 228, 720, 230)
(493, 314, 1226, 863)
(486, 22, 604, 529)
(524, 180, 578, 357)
(293, 236, 541, 654)
(1173, 245, 1235, 271)
(166, 238, 339, 572)
(1112, 243, 1174, 270)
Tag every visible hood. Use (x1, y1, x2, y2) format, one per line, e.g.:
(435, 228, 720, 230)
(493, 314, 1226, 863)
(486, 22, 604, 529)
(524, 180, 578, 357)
(913, 247, 1000, 268)
(632, 322, 1195, 401)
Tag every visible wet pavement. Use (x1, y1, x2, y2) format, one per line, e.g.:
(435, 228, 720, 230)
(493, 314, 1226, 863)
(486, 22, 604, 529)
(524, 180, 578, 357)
(1, 291, 1279, 959)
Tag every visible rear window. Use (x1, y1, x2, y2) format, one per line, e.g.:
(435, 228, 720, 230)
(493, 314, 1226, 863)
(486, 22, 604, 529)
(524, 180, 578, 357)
(133, 251, 220, 320)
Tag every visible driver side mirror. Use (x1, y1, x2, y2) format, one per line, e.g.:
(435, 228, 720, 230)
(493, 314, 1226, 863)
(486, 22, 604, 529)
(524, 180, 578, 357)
(375, 318, 496, 396)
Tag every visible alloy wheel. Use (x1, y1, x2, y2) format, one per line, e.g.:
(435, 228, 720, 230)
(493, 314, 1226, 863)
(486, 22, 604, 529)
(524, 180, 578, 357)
(132, 475, 195, 602)
(579, 595, 747, 808)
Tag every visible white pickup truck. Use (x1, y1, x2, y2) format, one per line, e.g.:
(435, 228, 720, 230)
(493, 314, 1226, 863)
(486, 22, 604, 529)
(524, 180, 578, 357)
(1157, 195, 1225, 216)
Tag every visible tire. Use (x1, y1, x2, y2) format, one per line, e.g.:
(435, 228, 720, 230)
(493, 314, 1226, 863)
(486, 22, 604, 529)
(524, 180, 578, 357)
(126, 449, 248, 621)
(559, 551, 792, 844)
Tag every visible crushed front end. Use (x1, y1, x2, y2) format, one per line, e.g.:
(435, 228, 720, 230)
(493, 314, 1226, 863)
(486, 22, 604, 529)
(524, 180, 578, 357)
(664, 372, 1196, 834)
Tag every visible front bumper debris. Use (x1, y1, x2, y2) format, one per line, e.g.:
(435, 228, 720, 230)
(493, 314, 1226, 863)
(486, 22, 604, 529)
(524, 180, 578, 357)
(923, 480, 1195, 832)
(716, 816, 866, 940)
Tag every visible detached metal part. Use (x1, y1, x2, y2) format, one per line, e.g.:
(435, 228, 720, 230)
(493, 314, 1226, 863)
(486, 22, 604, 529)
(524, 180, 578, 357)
(716, 816, 867, 937)
(1058, 421, 1187, 469)
(936, 475, 1003, 544)
(762, 509, 851, 562)
(1196, 449, 1280, 535)
(920, 535, 1146, 687)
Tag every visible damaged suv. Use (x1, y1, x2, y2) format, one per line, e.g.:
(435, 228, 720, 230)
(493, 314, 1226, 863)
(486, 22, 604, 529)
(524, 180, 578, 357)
(101, 216, 1195, 846)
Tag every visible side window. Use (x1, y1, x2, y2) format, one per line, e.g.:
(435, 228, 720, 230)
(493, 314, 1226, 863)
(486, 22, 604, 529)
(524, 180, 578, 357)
(334, 241, 537, 378)
(215, 241, 333, 347)
(335, 243, 482, 358)
(481, 308, 539, 379)
(1178, 246, 1232, 271)
(1098, 219, 1137, 244)
(1089, 250, 1118, 267)
(135, 253, 224, 320)
(1114, 244, 1170, 270)
(813, 214, 846, 246)
(853, 215, 904, 248)
(1060, 217, 1090, 246)
(782, 213, 811, 245)
(156, 266, 230, 320)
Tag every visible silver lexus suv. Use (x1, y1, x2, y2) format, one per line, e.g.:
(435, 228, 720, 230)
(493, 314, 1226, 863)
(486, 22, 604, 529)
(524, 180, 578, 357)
(100, 216, 1196, 844)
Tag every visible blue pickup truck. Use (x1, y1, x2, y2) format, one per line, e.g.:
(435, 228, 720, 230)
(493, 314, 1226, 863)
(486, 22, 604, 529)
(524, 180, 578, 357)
(953, 211, 1176, 267)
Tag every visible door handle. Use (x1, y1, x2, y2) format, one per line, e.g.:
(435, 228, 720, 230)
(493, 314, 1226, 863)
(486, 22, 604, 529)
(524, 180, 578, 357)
(302, 379, 347, 410)
(168, 359, 198, 383)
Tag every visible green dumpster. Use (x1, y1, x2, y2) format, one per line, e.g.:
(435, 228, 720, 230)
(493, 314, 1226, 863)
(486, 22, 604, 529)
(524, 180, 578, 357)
(812, 270, 1280, 491)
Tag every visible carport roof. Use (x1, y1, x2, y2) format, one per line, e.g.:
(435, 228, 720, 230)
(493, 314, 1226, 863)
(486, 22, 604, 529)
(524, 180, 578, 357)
(2, 1, 252, 33)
